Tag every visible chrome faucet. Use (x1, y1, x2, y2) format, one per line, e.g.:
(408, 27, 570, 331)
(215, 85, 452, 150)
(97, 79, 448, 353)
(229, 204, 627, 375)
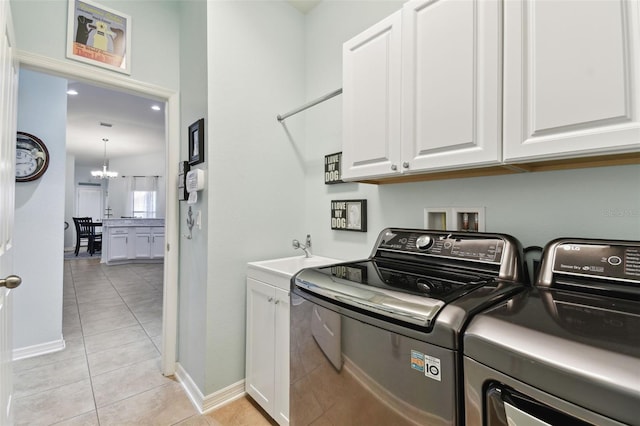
(292, 234, 312, 258)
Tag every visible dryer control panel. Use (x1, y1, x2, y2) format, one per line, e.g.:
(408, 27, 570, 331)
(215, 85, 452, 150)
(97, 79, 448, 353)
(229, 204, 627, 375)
(552, 242, 640, 282)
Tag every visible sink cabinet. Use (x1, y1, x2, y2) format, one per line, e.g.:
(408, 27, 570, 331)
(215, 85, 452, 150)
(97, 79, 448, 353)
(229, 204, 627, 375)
(246, 255, 340, 425)
(245, 277, 290, 425)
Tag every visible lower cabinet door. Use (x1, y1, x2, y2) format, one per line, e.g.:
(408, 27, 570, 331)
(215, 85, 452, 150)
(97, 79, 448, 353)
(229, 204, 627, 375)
(150, 232, 165, 259)
(273, 287, 290, 425)
(108, 233, 129, 261)
(245, 278, 276, 416)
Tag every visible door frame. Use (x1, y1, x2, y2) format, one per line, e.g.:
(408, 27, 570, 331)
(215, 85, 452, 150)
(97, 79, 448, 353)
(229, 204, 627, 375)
(16, 50, 180, 376)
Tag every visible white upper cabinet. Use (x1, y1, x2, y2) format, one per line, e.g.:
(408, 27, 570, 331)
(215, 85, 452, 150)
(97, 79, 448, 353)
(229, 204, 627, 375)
(402, 0, 502, 172)
(342, 11, 403, 180)
(503, 0, 640, 162)
(342, 0, 502, 181)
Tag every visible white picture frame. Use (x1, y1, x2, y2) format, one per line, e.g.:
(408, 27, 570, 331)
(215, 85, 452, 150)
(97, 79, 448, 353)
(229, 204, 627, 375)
(66, 0, 131, 74)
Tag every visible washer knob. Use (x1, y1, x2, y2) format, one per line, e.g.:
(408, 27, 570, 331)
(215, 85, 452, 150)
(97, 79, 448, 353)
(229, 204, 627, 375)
(416, 235, 433, 250)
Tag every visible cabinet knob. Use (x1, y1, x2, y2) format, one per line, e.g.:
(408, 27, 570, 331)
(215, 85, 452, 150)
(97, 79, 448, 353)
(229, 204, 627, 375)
(402, 162, 409, 169)
(274, 299, 280, 305)
(391, 164, 397, 171)
(268, 297, 274, 302)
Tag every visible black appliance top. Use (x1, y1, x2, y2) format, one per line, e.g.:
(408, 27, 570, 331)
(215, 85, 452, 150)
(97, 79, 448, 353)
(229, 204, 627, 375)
(293, 228, 526, 338)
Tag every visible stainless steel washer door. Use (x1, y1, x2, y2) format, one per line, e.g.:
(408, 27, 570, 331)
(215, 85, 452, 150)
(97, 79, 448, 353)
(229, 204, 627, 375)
(290, 295, 458, 426)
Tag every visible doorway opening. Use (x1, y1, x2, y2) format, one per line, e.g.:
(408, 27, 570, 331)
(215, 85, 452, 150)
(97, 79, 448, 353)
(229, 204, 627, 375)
(18, 53, 179, 376)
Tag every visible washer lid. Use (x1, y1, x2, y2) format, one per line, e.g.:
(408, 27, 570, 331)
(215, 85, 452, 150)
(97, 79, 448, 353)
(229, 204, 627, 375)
(464, 288, 640, 425)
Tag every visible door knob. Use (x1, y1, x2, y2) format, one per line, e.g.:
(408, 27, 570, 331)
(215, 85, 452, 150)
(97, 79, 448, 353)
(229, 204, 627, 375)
(1, 275, 22, 289)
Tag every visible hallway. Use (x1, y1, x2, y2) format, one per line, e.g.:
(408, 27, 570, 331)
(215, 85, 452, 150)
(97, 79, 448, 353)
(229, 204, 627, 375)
(12, 258, 273, 425)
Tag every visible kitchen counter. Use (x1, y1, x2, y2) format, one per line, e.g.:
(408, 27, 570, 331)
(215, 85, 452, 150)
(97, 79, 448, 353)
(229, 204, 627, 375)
(101, 218, 165, 264)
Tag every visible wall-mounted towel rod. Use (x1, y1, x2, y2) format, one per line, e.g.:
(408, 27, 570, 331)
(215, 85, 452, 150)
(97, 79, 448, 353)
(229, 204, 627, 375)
(277, 88, 342, 122)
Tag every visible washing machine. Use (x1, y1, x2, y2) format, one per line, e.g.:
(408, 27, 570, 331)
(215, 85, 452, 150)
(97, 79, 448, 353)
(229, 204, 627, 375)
(463, 238, 640, 426)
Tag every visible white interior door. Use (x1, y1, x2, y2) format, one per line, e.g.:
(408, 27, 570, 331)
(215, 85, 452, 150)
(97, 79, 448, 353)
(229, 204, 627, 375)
(76, 185, 103, 220)
(1, 1, 19, 424)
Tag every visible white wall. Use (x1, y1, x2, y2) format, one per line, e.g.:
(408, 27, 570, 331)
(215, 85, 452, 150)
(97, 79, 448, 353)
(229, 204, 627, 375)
(178, 0, 208, 393)
(204, 0, 306, 394)
(301, 1, 640, 264)
(13, 69, 67, 351)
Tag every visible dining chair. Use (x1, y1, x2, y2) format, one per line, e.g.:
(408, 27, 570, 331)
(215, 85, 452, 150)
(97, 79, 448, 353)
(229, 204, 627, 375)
(72, 217, 91, 256)
(79, 218, 102, 256)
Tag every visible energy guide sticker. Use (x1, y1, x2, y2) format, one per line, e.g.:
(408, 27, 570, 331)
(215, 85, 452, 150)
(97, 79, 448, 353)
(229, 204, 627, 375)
(410, 350, 425, 372)
(424, 355, 441, 381)
(411, 350, 441, 381)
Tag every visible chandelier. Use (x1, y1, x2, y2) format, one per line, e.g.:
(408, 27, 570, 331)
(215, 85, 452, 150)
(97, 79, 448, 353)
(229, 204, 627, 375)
(91, 138, 118, 179)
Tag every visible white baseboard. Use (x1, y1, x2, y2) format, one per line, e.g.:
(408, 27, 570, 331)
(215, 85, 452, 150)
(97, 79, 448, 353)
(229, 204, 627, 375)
(13, 337, 66, 361)
(174, 363, 246, 414)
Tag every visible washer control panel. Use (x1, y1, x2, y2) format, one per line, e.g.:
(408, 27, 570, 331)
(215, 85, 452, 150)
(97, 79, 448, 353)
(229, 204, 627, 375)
(377, 229, 504, 264)
(553, 242, 640, 282)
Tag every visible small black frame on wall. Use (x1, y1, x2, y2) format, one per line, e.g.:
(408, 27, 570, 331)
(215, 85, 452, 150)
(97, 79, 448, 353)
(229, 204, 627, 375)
(324, 152, 344, 184)
(331, 199, 367, 232)
(188, 118, 205, 165)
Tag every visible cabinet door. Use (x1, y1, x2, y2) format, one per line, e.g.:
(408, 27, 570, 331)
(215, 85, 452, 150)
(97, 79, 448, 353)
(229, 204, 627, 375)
(150, 230, 164, 259)
(245, 278, 276, 416)
(401, 0, 502, 172)
(273, 287, 290, 426)
(108, 232, 129, 261)
(503, 0, 640, 162)
(134, 232, 151, 259)
(342, 11, 403, 181)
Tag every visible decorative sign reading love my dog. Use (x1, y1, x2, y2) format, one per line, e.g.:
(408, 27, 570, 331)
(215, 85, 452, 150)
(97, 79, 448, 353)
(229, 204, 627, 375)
(324, 152, 344, 184)
(331, 199, 367, 232)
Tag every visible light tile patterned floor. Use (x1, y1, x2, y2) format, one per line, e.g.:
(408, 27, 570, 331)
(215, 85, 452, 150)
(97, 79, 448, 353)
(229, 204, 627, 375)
(12, 257, 275, 425)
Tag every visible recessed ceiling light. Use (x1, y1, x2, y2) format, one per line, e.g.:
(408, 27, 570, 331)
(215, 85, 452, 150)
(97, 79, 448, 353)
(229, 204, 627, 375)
(67, 89, 78, 96)
(151, 105, 161, 111)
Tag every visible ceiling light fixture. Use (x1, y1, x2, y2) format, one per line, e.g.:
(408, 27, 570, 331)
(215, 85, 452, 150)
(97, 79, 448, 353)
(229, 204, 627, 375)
(91, 138, 118, 179)
(67, 89, 78, 96)
(151, 105, 161, 111)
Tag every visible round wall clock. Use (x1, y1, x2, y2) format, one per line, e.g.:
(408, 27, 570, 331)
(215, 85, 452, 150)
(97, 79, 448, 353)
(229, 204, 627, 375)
(16, 131, 50, 182)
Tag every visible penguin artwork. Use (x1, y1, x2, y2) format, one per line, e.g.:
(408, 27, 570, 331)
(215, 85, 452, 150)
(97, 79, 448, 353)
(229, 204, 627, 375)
(90, 21, 116, 52)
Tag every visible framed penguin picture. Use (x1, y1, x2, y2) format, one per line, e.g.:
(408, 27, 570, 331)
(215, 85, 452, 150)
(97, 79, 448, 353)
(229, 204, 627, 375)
(66, 0, 131, 74)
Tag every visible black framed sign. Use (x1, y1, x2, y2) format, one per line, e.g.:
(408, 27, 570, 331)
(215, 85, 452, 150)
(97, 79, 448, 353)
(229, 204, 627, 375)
(188, 118, 205, 165)
(324, 152, 343, 184)
(331, 199, 367, 232)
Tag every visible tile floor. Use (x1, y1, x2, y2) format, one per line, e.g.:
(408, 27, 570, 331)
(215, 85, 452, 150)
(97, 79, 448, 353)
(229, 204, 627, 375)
(12, 257, 275, 426)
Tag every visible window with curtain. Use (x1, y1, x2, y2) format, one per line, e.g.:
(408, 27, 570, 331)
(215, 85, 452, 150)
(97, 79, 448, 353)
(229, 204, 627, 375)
(128, 176, 158, 218)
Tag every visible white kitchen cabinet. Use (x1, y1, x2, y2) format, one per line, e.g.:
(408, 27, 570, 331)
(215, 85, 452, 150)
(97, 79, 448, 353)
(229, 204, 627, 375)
(245, 278, 289, 425)
(401, 0, 501, 172)
(134, 228, 152, 259)
(342, 11, 402, 180)
(342, 0, 501, 181)
(150, 229, 165, 259)
(133, 227, 165, 259)
(503, 0, 640, 162)
(107, 228, 129, 262)
(102, 219, 165, 265)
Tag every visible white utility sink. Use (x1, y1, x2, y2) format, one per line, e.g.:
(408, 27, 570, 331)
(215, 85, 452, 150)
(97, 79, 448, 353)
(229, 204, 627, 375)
(247, 255, 341, 280)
